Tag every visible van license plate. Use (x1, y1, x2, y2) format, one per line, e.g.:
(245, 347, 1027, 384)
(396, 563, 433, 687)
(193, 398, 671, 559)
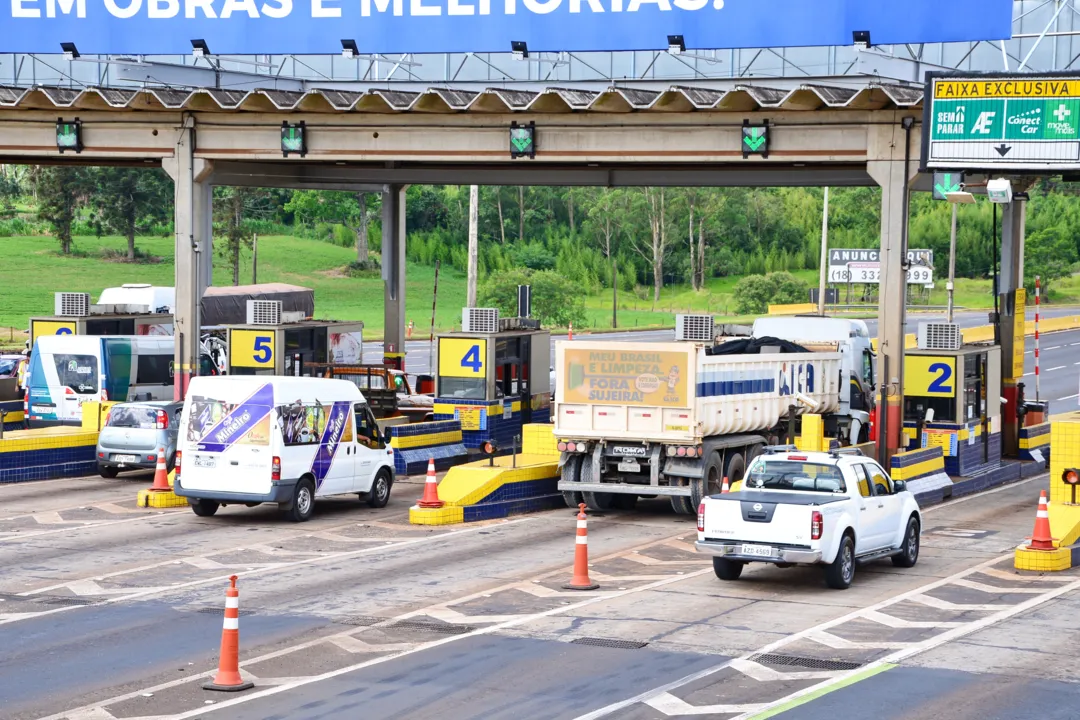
(194, 456, 217, 469)
(114, 455, 137, 464)
(617, 460, 640, 473)
(740, 544, 774, 558)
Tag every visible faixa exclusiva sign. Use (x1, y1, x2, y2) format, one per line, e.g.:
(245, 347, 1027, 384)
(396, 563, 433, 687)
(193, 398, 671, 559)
(4, 0, 1012, 56)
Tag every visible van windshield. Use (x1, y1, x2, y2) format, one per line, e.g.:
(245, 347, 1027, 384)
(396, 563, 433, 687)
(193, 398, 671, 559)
(53, 354, 99, 395)
(744, 460, 846, 493)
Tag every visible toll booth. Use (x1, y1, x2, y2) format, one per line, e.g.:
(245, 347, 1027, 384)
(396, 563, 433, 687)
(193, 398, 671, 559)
(902, 343, 1002, 476)
(30, 314, 174, 348)
(225, 321, 364, 376)
(433, 311, 551, 451)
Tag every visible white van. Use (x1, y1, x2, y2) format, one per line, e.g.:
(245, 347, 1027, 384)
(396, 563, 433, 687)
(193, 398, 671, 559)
(26, 335, 179, 427)
(174, 376, 395, 522)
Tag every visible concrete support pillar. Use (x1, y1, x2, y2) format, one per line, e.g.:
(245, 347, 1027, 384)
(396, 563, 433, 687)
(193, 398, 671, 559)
(382, 184, 407, 370)
(868, 118, 918, 465)
(998, 197, 1027, 456)
(162, 118, 212, 400)
(195, 182, 214, 290)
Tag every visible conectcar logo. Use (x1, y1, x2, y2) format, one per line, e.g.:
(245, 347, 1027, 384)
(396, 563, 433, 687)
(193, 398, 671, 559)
(612, 446, 647, 456)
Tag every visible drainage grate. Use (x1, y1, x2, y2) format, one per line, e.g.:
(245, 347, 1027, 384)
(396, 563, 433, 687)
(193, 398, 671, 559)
(751, 653, 862, 671)
(336, 615, 386, 627)
(34, 596, 97, 607)
(387, 620, 475, 635)
(571, 637, 649, 650)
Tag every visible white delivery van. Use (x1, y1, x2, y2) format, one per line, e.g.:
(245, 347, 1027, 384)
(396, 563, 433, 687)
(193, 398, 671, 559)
(26, 335, 178, 427)
(173, 376, 395, 522)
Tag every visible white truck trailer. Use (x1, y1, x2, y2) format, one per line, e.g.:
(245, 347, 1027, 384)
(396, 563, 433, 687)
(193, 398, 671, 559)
(555, 321, 845, 515)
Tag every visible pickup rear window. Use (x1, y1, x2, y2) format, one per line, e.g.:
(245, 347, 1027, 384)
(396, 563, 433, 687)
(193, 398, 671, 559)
(744, 460, 846, 493)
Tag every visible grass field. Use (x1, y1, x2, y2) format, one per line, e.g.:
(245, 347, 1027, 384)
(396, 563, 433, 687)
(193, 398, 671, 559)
(0, 234, 467, 336)
(5, 234, 1079, 338)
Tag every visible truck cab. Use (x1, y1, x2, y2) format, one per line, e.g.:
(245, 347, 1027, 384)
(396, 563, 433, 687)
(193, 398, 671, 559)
(751, 316, 876, 445)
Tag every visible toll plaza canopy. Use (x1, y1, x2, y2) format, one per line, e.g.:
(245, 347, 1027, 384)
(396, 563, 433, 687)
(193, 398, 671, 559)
(0, 77, 926, 461)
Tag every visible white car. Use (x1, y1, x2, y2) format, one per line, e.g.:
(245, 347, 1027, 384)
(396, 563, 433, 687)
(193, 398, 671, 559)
(695, 448, 922, 589)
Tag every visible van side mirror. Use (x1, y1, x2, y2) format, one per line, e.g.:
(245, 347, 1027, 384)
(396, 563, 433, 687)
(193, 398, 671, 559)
(383, 427, 393, 444)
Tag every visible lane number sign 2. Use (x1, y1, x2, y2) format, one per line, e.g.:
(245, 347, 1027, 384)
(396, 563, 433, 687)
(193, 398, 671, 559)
(927, 362, 953, 394)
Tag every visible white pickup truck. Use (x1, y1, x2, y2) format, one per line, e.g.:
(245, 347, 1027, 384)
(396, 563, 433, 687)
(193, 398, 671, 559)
(695, 448, 922, 589)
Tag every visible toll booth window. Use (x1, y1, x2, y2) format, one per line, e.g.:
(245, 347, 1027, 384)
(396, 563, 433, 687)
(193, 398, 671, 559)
(495, 338, 524, 397)
(963, 355, 981, 422)
(439, 376, 485, 400)
(905, 396, 955, 424)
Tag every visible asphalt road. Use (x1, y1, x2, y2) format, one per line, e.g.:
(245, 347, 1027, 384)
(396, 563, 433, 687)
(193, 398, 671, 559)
(2, 469, 1077, 720)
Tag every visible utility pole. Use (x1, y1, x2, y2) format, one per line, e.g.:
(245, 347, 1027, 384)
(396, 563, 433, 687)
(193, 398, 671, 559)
(947, 202, 958, 323)
(612, 257, 618, 329)
(817, 187, 829, 315)
(467, 185, 479, 307)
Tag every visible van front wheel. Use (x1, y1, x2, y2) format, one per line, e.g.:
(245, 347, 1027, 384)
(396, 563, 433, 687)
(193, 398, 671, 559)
(284, 478, 315, 523)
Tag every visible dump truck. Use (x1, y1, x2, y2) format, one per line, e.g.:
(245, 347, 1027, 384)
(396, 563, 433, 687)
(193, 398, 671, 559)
(554, 316, 847, 514)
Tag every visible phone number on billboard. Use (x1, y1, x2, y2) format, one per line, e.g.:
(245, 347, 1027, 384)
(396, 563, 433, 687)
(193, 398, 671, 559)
(827, 266, 933, 284)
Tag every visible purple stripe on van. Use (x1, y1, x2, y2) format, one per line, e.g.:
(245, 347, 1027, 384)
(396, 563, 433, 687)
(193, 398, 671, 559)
(311, 401, 352, 487)
(195, 383, 275, 453)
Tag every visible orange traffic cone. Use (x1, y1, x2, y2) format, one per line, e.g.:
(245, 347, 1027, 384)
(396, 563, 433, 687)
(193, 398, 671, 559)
(203, 575, 254, 692)
(568, 323, 573, 341)
(1027, 490, 1056, 551)
(563, 503, 600, 591)
(721, 476, 730, 494)
(417, 458, 445, 509)
(148, 447, 171, 493)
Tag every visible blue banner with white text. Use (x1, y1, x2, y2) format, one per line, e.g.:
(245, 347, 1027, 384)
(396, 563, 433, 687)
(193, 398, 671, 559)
(3, 0, 1013, 56)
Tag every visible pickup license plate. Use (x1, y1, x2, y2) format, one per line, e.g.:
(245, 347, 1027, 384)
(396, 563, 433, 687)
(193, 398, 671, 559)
(194, 456, 217, 469)
(113, 454, 137, 464)
(740, 544, 774, 558)
(617, 460, 640, 473)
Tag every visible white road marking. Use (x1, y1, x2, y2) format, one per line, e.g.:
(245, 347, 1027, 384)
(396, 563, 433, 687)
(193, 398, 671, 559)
(1058, 394, 1079, 401)
(1, 518, 534, 626)
(731, 576, 1080, 720)
(574, 549, 1071, 720)
(646, 693, 767, 716)
(729, 658, 840, 683)
(921, 472, 1044, 513)
(0, 514, 170, 544)
(1046, 365, 1066, 372)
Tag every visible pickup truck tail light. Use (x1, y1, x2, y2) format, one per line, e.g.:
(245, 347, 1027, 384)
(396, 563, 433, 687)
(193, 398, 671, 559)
(697, 502, 705, 533)
(811, 510, 823, 540)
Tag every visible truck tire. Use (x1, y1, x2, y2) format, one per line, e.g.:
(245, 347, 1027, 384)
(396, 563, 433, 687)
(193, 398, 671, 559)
(283, 477, 316, 523)
(703, 453, 724, 497)
(723, 452, 746, 487)
(561, 456, 585, 508)
(892, 516, 920, 568)
(713, 557, 743, 581)
(669, 479, 696, 515)
(825, 534, 856, 589)
(580, 461, 614, 511)
(190, 499, 219, 517)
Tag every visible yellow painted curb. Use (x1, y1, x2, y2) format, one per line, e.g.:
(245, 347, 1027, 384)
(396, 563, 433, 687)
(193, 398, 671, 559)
(1014, 544, 1073, 572)
(137, 489, 189, 509)
(409, 504, 464, 525)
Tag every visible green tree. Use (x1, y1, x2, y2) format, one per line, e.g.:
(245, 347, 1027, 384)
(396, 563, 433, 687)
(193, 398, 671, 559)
(478, 268, 587, 328)
(88, 167, 172, 261)
(31, 166, 89, 254)
(1025, 226, 1077, 298)
(214, 187, 266, 286)
(285, 190, 380, 265)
